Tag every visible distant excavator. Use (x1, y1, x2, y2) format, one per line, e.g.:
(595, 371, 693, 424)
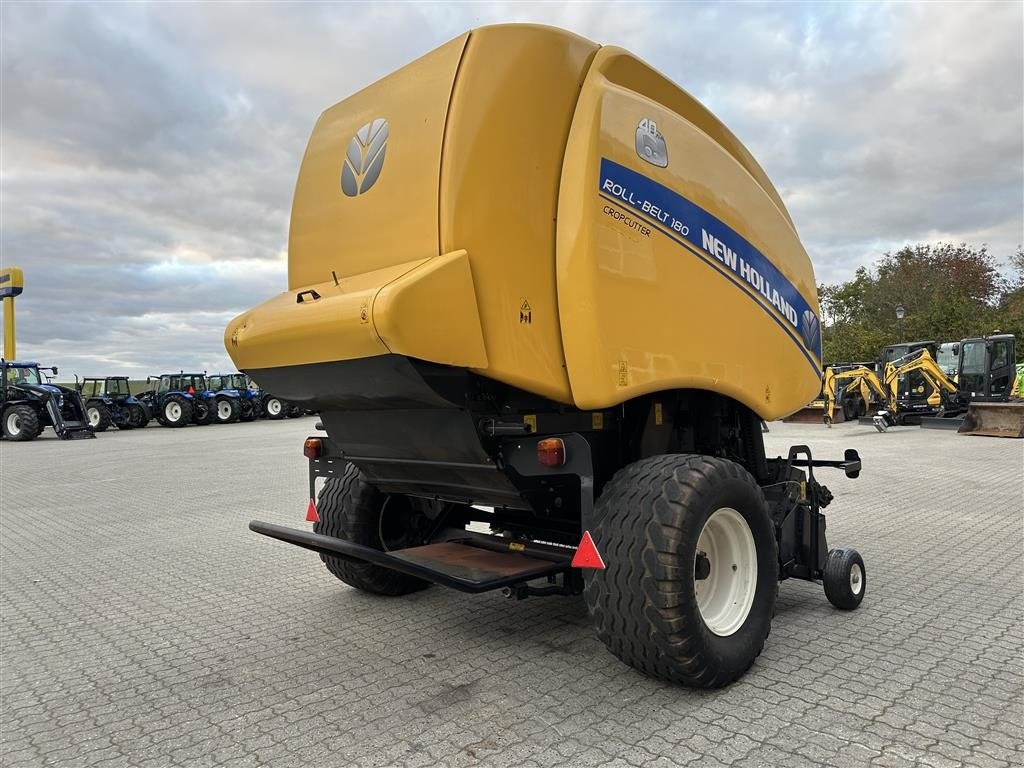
(823, 349, 956, 430)
(823, 335, 1022, 436)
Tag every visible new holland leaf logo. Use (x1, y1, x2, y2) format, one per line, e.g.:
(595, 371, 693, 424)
(341, 118, 389, 197)
(800, 309, 821, 354)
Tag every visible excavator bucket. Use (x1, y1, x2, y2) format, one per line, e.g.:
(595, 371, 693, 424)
(957, 402, 1024, 438)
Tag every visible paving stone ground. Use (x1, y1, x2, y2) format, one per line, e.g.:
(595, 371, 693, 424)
(1, 418, 1021, 767)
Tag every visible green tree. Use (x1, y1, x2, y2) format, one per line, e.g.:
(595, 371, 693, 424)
(818, 242, 1021, 364)
(994, 247, 1024, 345)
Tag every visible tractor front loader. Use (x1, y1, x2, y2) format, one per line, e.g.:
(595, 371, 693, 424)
(1, 361, 94, 441)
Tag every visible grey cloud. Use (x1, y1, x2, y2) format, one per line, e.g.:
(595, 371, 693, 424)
(2, 1, 1021, 376)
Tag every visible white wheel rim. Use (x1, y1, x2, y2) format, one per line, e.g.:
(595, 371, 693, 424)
(267, 399, 281, 415)
(88, 408, 100, 427)
(850, 563, 864, 595)
(166, 402, 181, 421)
(218, 401, 232, 419)
(7, 412, 21, 435)
(694, 507, 758, 637)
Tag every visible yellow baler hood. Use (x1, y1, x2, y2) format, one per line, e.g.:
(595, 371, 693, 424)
(226, 23, 821, 421)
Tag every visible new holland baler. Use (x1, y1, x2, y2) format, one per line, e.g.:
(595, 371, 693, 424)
(228, 24, 866, 687)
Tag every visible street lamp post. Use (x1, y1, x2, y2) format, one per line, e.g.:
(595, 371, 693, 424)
(896, 304, 905, 343)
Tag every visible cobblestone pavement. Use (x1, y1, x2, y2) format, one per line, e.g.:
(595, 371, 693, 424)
(2, 419, 1021, 767)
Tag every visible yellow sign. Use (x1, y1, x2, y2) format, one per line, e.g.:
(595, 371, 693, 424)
(1, 266, 23, 359)
(519, 298, 532, 325)
(0, 267, 24, 299)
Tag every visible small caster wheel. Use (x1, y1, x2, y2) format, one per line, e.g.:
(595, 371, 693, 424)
(823, 547, 865, 610)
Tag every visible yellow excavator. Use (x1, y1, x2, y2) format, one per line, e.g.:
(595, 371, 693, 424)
(824, 348, 958, 430)
(825, 340, 1023, 436)
(822, 365, 888, 428)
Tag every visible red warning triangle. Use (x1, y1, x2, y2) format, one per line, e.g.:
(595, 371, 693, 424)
(305, 498, 320, 523)
(571, 530, 605, 569)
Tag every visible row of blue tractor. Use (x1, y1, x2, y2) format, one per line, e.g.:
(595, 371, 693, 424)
(1, 362, 306, 441)
(121, 373, 301, 429)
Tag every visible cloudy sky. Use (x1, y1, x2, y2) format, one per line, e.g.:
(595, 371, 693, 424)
(2, 1, 1022, 376)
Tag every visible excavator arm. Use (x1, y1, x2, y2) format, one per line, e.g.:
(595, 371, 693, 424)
(822, 365, 888, 426)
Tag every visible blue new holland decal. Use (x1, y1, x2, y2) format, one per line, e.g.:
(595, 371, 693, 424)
(598, 158, 822, 371)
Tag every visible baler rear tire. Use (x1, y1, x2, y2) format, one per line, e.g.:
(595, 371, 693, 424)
(314, 464, 431, 596)
(583, 454, 778, 688)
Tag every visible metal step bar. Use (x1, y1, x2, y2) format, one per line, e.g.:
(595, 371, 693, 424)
(249, 521, 574, 593)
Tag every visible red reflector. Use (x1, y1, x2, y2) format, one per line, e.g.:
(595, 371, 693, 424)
(571, 530, 605, 569)
(187, 386, 195, 394)
(305, 498, 319, 523)
(303, 438, 323, 458)
(536, 437, 565, 468)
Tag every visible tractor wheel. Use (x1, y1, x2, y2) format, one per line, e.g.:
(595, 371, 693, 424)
(314, 464, 432, 596)
(2, 405, 43, 441)
(86, 403, 112, 432)
(239, 401, 256, 422)
(162, 395, 193, 427)
(583, 454, 778, 688)
(127, 404, 149, 429)
(215, 397, 241, 424)
(263, 397, 285, 420)
(823, 548, 866, 610)
(192, 400, 215, 426)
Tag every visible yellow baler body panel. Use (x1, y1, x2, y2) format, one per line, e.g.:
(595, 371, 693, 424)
(556, 48, 821, 418)
(439, 26, 597, 402)
(287, 33, 468, 289)
(226, 250, 487, 370)
(226, 25, 822, 422)
(226, 261, 420, 370)
(372, 250, 488, 369)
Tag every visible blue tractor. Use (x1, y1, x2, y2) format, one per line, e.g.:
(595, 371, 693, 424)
(207, 373, 259, 423)
(136, 372, 221, 427)
(75, 376, 150, 431)
(1, 360, 94, 441)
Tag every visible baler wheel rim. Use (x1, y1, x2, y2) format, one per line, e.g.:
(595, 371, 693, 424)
(850, 562, 864, 595)
(695, 507, 758, 637)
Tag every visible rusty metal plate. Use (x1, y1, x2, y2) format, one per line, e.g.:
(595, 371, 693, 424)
(389, 542, 563, 586)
